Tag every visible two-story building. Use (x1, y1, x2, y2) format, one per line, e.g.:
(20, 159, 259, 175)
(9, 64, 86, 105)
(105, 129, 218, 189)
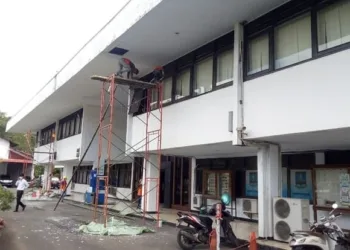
(6, 0, 350, 240)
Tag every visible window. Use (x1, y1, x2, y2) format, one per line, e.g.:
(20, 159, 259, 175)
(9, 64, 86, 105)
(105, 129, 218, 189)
(193, 56, 213, 95)
(317, 0, 350, 52)
(57, 109, 83, 140)
(247, 34, 269, 75)
(40, 124, 56, 146)
(162, 77, 172, 104)
(73, 165, 92, 185)
(108, 163, 132, 188)
(216, 49, 233, 85)
(314, 167, 350, 210)
(203, 170, 232, 199)
(275, 14, 312, 69)
(175, 68, 190, 100)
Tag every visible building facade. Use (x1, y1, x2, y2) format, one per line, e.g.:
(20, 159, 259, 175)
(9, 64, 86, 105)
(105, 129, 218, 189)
(6, 0, 350, 239)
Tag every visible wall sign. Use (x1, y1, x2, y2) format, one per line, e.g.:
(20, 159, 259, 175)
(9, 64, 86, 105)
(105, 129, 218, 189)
(245, 170, 258, 197)
(340, 173, 350, 206)
(290, 169, 312, 201)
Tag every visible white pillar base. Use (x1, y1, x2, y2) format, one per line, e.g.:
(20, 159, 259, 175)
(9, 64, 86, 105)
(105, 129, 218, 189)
(142, 154, 160, 213)
(258, 144, 281, 238)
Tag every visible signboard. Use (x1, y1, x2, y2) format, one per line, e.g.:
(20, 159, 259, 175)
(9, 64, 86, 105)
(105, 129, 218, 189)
(290, 169, 312, 201)
(340, 173, 350, 206)
(245, 170, 258, 197)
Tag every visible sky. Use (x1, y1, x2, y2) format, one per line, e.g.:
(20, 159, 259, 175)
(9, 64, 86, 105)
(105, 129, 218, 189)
(0, 0, 127, 117)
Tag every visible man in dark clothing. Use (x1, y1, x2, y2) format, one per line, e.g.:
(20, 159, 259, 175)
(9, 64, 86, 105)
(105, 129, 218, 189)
(116, 57, 139, 79)
(14, 173, 29, 212)
(150, 66, 164, 83)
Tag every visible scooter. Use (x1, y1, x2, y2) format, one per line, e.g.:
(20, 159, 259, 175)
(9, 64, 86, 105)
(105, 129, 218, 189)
(176, 195, 239, 250)
(290, 203, 347, 250)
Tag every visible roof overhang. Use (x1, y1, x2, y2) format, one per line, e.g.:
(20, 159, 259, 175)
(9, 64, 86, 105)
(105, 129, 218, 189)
(6, 0, 290, 133)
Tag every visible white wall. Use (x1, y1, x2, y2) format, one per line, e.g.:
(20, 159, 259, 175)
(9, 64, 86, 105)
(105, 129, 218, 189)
(129, 87, 234, 152)
(56, 135, 82, 162)
(34, 143, 54, 164)
(244, 49, 350, 139)
(0, 138, 9, 159)
(81, 103, 132, 163)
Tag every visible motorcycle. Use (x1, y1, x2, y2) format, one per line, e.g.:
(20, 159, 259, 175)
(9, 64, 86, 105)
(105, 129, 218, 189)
(176, 195, 239, 250)
(290, 203, 350, 250)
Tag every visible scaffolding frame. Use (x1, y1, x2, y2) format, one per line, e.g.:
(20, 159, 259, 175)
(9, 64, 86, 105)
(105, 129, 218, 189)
(88, 74, 164, 228)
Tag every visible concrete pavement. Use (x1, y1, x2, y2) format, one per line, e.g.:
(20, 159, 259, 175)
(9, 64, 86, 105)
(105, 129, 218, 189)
(0, 199, 237, 250)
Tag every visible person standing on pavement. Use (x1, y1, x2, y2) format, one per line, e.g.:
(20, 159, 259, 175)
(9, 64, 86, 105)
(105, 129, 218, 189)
(137, 179, 143, 209)
(14, 173, 29, 212)
(60, 176, 67, 202)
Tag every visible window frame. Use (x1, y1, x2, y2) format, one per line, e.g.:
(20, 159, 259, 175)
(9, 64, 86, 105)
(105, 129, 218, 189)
(57, 108, 83, 141)
(40, 123, 56, 146)
(244, 0, 350, 81)
(133, 31, 234, 115)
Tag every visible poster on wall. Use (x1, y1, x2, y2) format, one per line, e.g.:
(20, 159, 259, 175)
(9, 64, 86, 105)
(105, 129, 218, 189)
(290, 169, 312, 201)
(282, 167, 288, 198)
(245, 170, 258, 197)
(340, 173, 350, 206)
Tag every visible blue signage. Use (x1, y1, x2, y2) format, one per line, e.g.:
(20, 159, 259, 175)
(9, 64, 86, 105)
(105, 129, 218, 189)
(245, 170, 258, 197)
(290, 170, 312, 201)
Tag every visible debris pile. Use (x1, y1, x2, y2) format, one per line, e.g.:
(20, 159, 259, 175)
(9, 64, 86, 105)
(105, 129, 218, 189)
(78, 217, 154, 236)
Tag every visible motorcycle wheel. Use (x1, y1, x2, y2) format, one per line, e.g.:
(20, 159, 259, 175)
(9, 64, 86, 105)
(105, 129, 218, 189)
(177, 228, 196, 250)
(227, 230, 240, 248)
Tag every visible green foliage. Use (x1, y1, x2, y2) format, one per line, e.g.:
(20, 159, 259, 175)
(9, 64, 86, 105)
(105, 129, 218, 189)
(0, 186, 15, 211)
(53, 168, 61, 177)
(0, 111, 35, 154)
(34, 165, 45, 178)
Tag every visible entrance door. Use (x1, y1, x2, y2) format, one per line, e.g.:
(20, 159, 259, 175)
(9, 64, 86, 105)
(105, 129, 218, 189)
(172, 157, 191, 211)
(161, 162, 172, 208)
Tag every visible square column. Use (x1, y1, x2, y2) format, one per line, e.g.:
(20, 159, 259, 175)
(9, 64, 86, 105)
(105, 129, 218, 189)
(142, 154, 160, 213)
(258, 144, 282, 238)
(63, 165, 74, 195)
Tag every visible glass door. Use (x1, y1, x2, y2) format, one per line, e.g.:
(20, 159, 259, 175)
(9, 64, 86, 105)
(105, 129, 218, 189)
(172, 157, 191, 210)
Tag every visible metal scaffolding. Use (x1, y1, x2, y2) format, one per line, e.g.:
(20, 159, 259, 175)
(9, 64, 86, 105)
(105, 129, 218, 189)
(88, 74, 164, 228)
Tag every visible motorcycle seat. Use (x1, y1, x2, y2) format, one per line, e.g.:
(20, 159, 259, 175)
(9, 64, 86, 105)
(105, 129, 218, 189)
(292, 230, 324, 237)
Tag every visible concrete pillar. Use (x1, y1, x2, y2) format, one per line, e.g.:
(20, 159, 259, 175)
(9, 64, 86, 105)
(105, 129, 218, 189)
(257, 144, 282, 238)
(232, 22, 244, 145)
(190, 158, 197, 211)
(63, 165, 74, 195)
(315, 152, 325, 165)
(142, 154, 159, 213)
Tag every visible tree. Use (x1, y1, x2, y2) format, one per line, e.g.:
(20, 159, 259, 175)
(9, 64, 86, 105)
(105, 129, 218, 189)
(0, 111, 35, 153)
(34, 165, 45, 178)
(0, 186, 15, 211)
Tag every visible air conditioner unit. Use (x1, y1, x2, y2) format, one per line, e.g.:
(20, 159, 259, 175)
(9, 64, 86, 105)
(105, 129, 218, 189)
(242, 198, 258, 214)
(273, 197, 310, 242)
(193, 194, 203, 208)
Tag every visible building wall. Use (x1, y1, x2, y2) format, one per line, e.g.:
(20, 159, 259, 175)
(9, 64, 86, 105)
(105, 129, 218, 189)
(130, 87, 233, 151)
(0, 138, 9, 159)
(81, 103, 131, 163)
(34, 143, 54, 164)
(56, 135, 82, 162)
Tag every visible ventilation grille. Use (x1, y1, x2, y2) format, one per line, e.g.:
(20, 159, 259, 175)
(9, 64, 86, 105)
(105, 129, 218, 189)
(275, 221, 291, 241)
(243, 199, 252, 211)
(274, 199, 290, 219)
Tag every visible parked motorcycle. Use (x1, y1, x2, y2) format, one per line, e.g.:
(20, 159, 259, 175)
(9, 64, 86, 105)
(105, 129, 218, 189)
(176, 195, 239, 250)
(290, 203, 350, 250)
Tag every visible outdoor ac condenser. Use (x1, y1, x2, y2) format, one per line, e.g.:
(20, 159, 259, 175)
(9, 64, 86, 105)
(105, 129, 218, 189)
(242, 198, 258, 214)
(273, 197, 310, 242)
(193, 194, 202, 208)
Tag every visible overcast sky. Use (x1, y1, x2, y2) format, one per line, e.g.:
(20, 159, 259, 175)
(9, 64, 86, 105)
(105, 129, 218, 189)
(0, 0, 127, 117)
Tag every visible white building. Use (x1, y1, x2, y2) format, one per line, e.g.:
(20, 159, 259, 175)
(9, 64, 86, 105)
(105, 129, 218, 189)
(6, 0, 350, 240)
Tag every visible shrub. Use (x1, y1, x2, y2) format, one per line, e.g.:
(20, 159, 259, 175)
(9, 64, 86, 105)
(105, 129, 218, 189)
(0, 186, 15, 211)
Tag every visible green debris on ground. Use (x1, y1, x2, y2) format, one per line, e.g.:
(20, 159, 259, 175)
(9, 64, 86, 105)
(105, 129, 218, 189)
(78, 217, 154, 236)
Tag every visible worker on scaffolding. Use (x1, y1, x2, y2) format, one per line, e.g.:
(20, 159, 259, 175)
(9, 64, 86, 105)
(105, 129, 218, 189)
(150, 66, 164, 83)
(116, 57, 139, 79)
(137, 179, 142, 209)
